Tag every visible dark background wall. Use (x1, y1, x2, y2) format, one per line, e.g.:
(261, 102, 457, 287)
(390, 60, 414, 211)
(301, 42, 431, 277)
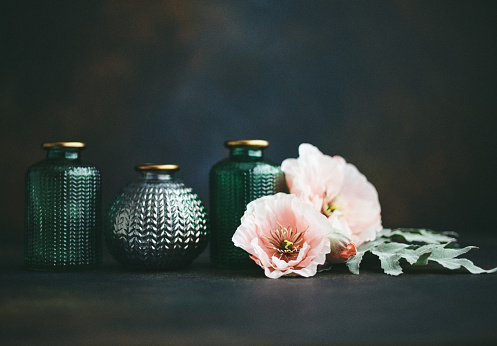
(1, 0, 496, 239)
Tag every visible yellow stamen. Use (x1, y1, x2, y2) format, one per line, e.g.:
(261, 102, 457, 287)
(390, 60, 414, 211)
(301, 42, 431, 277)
(322, 198, 340, 217)
(322, 192, 342, 217)
(283, 240, 293, 250)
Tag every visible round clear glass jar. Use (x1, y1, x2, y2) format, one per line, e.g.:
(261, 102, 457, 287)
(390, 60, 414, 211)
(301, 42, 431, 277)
(104, 164, 209, 270)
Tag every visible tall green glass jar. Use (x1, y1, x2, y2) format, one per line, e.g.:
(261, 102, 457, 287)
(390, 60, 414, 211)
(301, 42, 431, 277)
(24, 142, 102, 271)
(209, 140, 285, 268)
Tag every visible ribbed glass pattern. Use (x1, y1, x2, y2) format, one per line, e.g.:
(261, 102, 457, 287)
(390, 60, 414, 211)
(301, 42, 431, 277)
(104, 175, 209, 270)
(24, 149, 101, 271)
(209, 147, 285, 268)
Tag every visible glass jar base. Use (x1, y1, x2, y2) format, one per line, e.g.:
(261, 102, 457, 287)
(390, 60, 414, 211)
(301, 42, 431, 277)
(25, 262, 100, 272)
(118, 262, 194, 271)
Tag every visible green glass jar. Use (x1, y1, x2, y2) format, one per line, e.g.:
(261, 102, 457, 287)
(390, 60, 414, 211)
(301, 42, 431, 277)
(209, 140, 285, 268)
(24, 142, 102, 271)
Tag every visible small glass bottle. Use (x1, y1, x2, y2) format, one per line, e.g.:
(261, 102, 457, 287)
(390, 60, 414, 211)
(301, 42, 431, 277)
(210, 140, 285, 268)
(25, 142, 102, 271)
(104, 164, 209, 270)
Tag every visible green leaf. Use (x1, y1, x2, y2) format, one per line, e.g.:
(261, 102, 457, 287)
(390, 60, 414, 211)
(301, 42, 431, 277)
(345, 251, 364, 275)
(346, 228, 497, 276)
(379, 228, 457, 244)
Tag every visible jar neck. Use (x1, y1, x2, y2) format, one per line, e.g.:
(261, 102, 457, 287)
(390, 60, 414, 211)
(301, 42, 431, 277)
(139, 172, 174, 181)
(46, 147, 82, 160)
(229, 146, 264, 159)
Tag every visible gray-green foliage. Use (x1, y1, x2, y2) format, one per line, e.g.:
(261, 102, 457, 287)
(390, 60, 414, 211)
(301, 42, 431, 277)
(346, 229, 497, 276)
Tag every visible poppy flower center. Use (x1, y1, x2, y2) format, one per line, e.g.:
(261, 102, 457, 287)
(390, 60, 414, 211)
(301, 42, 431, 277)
(283, 240, 294, 251)
(260, 221, 307, 260)
(322, 194, 341, 217)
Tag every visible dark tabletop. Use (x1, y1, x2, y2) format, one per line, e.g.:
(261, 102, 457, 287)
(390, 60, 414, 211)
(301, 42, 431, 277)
(1, 231, 496, 345)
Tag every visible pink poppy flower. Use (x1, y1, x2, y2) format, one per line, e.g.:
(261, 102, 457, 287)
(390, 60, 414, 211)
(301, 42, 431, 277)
(281, 143, 382, 246)
(232, 193, 333, 278)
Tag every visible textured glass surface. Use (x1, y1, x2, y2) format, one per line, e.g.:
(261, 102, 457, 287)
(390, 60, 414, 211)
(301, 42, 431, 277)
(209, 147, 285, 268)
(104, 174, 209, 270)
(24, 148, 102, 271)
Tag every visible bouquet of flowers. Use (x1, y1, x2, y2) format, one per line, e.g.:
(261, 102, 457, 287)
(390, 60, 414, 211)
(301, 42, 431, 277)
(232, 143, 496, 278)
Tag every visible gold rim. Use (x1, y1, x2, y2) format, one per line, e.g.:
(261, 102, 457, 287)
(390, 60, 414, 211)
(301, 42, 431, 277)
(134, 164, 179, 172)
(42, 142, 85, 148)
(224, 140, 269, 148)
